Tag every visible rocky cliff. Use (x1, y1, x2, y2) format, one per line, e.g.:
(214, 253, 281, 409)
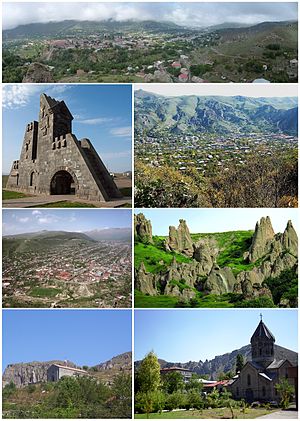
(3, 352, 132, 388)
(135, 344, 298, 380)
(3, 360, 77, 387)
(135, 214, 298, 306)
(134, 213, 153, 244)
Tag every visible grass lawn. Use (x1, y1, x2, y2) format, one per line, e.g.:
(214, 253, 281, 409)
(29, 287, 62, 298)
(135, 408, 276, 419)
(29, 201, 96, 208)
(135, 242, 193, 274)
(135, 291, 179, 308)
(119, 187, 132, 197)
(134, 291, 236, 308)
(2, 190, 30, 200)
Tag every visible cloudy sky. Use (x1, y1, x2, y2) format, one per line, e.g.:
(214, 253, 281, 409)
(3, 209, 131, 236)
(2, 84, 132, 174)
(3, 2, 298, 30)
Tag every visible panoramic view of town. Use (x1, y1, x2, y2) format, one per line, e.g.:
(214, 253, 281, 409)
(3, 209, 132, 308)
(134, 85, 298, 208)
(2, 2, 298, 83)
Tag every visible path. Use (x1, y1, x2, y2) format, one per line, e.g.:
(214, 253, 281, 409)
(2, 195, 131, 208)
(257, 410, 298, 419)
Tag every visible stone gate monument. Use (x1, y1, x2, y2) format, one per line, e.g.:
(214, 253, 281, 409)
(7, 93, 122, 202)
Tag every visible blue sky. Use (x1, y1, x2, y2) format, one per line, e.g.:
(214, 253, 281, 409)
(134, 309, 298, 362)
(2, 84, 132, 174)
(3, 209, 132, 235)
(135, 209, 298, 236)
(3, 309, 132, 370)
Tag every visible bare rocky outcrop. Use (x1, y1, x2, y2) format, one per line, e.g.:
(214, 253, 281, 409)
(134, 262, 157, 295)
(3, 352, 132, 388)
(204, 266, 236, 294)
(135, 216, 298, 304)
(3, 360, 76, 388)
(22, 63, 54, 83)
(165, 219, 194, 257)
(248, 216, 275, 262)
(282, 220, 298, 256)
(134, 213, 153, 244)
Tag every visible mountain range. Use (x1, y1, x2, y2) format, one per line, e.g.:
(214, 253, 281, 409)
(135, 90, 298, 136)
(3, 228, 131, 255)
(3, 19, 187, 40)
(135, 345, 297, 380)
(3, 19, 296, 40)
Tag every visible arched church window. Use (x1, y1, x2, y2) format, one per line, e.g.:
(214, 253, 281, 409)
(247, 374, 251, 386)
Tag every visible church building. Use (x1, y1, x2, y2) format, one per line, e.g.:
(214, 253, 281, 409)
(229, 317, 297, 403)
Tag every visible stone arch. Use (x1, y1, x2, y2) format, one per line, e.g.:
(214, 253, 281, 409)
(30, 171, 36, 187)
(50, 167, 78, 195)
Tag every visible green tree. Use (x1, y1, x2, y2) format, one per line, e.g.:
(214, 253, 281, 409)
(275, 379, 294, 409)
(111, 372, 132, 418)
(135, 352, 161, 417)
(137, 351, 161, 393)
(236, 354, 245, 373)
(185, 374, 204, 392)
(162, 371, 184, 394)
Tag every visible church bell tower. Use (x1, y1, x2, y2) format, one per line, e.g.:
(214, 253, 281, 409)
(250, 315, 275, 369)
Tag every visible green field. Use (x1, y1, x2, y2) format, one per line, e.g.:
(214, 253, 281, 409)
(135, 408, 276, 419)
(29, 287, 62, 298)
(134, 290, 237, 308)
(2, 190, 30, 200)
(135, 240, 193, 274)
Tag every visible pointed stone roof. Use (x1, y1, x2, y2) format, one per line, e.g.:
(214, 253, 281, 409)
(251, 320, 275, 343)
(40, 93, 73, 120)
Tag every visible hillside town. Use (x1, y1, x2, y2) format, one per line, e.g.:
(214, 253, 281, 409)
(135, 132, 298, 174)
(3, 241, 131, 308)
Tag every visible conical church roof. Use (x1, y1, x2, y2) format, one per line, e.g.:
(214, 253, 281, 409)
(250, 320, 275, 343)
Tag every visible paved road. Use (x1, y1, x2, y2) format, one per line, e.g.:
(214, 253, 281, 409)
(2, 195, 131, 208)
(257, 410, 298, 419)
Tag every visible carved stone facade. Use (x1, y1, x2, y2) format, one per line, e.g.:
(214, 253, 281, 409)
(7, 94, 122, 202)
(229, 318, 296, 403)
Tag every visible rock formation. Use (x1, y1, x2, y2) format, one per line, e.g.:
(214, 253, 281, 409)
(134, 262, 157, 295)
(3, 352, 132, 388)
(2, 360, 76, 387)
(22, 63, 54, 83)
(248, 216, 275, 262)
(136, 344, 297, 381)
(134, 213, 153, 244)
(165, 219, 194, 257)
(135, 216, 298, 305)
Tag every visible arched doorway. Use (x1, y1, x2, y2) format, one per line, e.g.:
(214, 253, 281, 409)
(50, 170, 76, 195)
(245, 388, 254, 403)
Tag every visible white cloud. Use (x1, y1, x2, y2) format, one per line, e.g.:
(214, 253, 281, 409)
(76, 117, 115, 125)
(37, 216, 58, 224)
(110, 126, 132, 137)
(32, 210, 42, 216)
(17, 217, 30, 223)
(2, 85, 41, 109)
